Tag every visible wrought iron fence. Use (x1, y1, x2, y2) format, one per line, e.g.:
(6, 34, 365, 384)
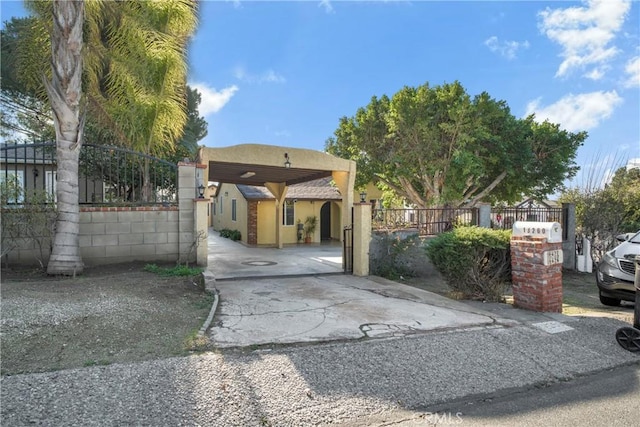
(490, 206, 563, 230)
(372, 207, 478, 236)
(0, 142, 178, 206)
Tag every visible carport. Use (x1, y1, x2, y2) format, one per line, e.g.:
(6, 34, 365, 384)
(198, 144, 356, 250)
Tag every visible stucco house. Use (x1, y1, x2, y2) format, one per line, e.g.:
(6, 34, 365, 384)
(211, 177, 345, 246)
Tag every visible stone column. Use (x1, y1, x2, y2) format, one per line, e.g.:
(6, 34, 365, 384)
(194, 198, 208, 266)
(353, 201, 371, 276)
(510, 235, 563, 312)
(478, 203, 491, 228)
(177, 162, 196, 264)
(332, 168, 355, 242)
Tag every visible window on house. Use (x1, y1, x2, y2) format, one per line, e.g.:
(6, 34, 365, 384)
(212, 199, 216, 215)
(283, 200, 294, 226)
(220, 195, 223, 214)
(0, 170, 25, 204)
(231, 199, 237, 221)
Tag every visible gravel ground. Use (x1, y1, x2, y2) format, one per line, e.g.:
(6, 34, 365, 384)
(2, 317, 639, 426)
(1, 263, 213, 375)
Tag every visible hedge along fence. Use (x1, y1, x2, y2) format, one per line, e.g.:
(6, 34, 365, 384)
(425, 226, 512, 302)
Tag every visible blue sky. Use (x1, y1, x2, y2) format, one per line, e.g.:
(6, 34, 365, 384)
(2, 0, 639, 188)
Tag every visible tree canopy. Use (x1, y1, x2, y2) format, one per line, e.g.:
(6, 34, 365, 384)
(325, 81, 586, 208)
(2, 1, 200, 159)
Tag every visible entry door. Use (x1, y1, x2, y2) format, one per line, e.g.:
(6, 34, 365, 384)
(320, 202, 331, 240)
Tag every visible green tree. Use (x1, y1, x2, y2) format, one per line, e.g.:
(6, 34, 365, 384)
(173, 85, 208, 162)
(326, 81, 586, 208)
(1, 16, 55, 143)
(608, 167, 640, 231)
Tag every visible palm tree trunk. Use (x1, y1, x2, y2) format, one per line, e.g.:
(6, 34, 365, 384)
(45, 0, 85, 275)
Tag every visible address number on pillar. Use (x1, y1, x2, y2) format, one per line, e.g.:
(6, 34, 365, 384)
(543, 249, 563, 266)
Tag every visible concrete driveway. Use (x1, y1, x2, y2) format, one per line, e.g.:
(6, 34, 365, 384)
(205, 229, 583, 349)
(207, 229, 343, 280)
(208, 274, 497, 348)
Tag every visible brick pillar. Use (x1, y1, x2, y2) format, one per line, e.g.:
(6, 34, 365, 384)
(510, 235, 563, 312)
(247, 201, 258, 245)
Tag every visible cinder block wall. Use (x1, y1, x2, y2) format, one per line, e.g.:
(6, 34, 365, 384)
(79, 206, 180, 266)
(1, 163, 207, 268)
(1, 207, 181, 267)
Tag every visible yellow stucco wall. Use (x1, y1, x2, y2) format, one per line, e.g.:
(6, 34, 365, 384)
(364, 182, 384, 200)
(211, 184, 249, 244)
(257, 199, 330, 245)
(331, 202, 342, 240)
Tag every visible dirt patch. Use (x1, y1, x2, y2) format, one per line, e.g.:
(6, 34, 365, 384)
(560, 270, 636, 323)
(1, 262, 214, 375)
(401, 270, 636, 324)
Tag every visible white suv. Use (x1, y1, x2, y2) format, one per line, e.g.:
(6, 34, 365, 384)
(596, 231, 640, 306)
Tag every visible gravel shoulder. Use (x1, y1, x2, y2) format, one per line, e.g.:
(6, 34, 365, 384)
(1, 262, 214, 375)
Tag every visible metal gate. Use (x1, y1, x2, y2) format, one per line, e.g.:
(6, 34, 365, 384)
(343, 225, 353, 274)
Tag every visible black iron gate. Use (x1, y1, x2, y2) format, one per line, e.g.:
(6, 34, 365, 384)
(343, 225, 353, 274)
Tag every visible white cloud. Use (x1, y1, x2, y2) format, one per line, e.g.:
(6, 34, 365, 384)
(538, 0, 631, 78)
(623, 56, 640, 88)
(525, 90, 623, 132)
(319, 0, 334, 14)
(484, 36, 530, 60)
(233, 66, 286, 84)
(189, 82, 239, 116)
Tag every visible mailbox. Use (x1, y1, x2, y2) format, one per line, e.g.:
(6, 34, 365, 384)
(512, 221, 562, 243)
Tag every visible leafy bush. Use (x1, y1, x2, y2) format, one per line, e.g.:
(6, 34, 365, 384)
(370, 232, 424, 280)
(1, 175, 58, 268)
(425, 226, 511, 301)
(219, 229, 241, 241)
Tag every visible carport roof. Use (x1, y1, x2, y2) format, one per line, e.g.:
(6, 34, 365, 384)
(200, 144, 354, 187)
(207, 161, 332, 187)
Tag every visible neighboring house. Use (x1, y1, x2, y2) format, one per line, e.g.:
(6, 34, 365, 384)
(211, 177, 344, 246)
(0, 143, 58, 203)
(516, 198, 561, 210)
(0, 143, 104, 203)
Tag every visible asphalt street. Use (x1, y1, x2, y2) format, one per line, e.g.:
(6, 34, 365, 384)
(2, 317, 639, 426)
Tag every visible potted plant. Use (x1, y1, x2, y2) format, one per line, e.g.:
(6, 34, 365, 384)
(304, 215, 318, 244)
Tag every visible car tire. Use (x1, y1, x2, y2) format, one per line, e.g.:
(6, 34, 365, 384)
(599, 292, 621, 306)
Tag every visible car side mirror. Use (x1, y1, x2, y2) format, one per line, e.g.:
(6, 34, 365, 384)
(616, 233, 630, 242)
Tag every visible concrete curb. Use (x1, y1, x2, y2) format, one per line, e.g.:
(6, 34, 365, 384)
(198, 271, 219, 337)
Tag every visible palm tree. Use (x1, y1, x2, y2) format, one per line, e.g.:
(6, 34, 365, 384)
(98, 0, 198, 201)
(16, 0, 199, 274)
(44, 0, 85, 275)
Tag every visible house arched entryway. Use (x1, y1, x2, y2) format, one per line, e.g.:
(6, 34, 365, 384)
(320, 201, 331, 241)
